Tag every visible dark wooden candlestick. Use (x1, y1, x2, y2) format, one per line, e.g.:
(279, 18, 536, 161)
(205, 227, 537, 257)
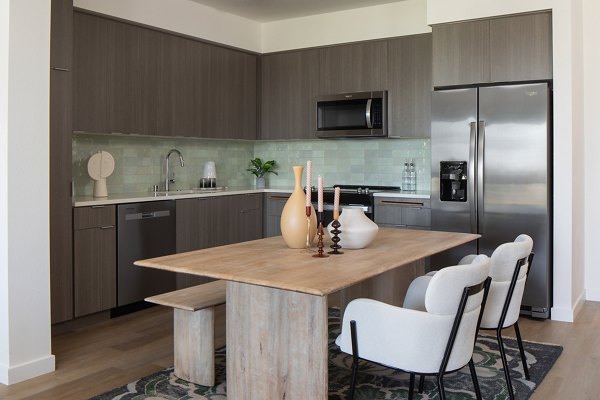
(328, 219, 343, 255)
(313, 212, 329, 258)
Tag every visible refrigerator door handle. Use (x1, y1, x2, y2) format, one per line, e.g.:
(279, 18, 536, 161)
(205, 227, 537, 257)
(469, 122, 477, 234)
(477, 120, 486, 233)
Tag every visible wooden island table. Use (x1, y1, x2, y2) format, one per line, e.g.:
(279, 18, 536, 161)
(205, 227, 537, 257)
(136, 227, 479, 399)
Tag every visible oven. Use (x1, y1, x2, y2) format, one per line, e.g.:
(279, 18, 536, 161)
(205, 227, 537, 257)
(315, 185, 400, 226)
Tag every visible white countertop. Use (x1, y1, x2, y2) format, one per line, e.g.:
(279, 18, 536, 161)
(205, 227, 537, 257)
(73, 187, 294, 207)
(73, 186, 431, 207)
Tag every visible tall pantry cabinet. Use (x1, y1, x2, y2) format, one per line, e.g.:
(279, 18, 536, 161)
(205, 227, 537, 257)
(50, 0, 74, 324)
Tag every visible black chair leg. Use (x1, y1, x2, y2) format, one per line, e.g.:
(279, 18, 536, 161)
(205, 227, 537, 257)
(408, 373, 415, 400)
(348, 320, 359, 400)
(469, 358, 482, 400)
(514, 322, 530, 380)
(348, 358, 358, 400)
(418, 374, 425, 393)
(437, 374, 446, 400)
(496, 328, 515, 400)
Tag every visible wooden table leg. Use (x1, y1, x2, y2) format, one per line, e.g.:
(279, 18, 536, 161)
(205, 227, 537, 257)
(226, 281, 328, 400)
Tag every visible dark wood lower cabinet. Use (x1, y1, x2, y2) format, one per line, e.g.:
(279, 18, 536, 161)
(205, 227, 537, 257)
(264, 193, 290, 237)
(175, 194, 264, 288)
(176, 198, 213, 288)
(73, 206, 117, 318)
(74, 226, 117, 317)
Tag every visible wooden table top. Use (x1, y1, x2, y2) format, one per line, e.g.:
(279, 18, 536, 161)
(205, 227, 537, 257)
(135, 228, 479, 296)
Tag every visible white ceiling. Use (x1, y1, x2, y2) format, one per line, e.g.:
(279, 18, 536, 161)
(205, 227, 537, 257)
(188, 0, 404, 22)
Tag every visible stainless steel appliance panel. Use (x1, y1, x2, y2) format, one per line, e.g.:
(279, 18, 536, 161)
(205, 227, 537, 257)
(431, 83, 552, 317)
(479, 83, 551, 311)
(316, 91, 387, 138)
(117, 201, 176, 306)
(431, 88, 478, 266)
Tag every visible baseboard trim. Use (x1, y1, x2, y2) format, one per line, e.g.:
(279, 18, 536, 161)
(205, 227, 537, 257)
(573, 290, 586, 320)
(550, 305, 574, 322)
(585, 286, 600, 302)
(0, 354, 55, 385)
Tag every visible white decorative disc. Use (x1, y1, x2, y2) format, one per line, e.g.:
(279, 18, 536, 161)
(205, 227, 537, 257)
(87, 151, 115, 180)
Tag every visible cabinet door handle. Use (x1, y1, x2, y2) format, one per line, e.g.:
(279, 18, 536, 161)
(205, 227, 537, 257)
(91, 205, 106, 209)
(51, 67, 70, 72)
(269, 195, 290, 200)
(99, 225, 115, 229)
(381, 201, 424, 208)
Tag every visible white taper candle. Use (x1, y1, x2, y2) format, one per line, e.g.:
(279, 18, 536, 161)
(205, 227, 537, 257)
(333, 186, 340, 220)
(305, 160, 312, 207)
(317, 175, 323, 212)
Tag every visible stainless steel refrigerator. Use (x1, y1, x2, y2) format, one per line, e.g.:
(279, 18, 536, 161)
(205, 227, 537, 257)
(431, 83, 552, 318)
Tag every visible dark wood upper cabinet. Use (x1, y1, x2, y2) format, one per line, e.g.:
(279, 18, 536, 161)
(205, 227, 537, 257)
(490, 12, 552, 82)
(168, 35, 198, 137)
(432, 20, 490, 87)
(387, 34, 432, 138)
(73, 11, 257, 139)
(433, 12, 552, 87)
(73, 12, 118, 133)
(201, 46, 257, 139)
(50, 0, 72, 70)
(260, 49, 320, 140)
(319, 41, 388, 94)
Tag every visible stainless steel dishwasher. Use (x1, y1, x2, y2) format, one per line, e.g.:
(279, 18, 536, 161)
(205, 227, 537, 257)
(117, 201, 176, 307)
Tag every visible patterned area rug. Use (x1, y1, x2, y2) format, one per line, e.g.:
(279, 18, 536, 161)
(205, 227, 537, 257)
(91, 309, 562, 400)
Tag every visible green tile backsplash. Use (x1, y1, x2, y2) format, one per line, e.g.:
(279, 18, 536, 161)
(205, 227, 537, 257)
(254, 139, 430, 189)
(72, 135, 431, 196)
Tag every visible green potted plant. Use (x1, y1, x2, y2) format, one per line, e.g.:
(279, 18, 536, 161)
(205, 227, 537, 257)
(247, 158, 278, 188)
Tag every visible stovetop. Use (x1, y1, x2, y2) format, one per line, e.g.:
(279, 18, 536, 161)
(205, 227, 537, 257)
(328, 184, 401, 195)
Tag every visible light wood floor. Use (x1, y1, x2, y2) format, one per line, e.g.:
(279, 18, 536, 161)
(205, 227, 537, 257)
(1, 301, 599, 400)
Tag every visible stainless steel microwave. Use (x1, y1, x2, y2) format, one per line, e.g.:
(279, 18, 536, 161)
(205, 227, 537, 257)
(316, 91, 387, 138)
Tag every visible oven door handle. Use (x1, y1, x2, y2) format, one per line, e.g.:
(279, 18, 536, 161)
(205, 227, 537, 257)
(365, 99, 373, 128)
(318, 204, 372, 213)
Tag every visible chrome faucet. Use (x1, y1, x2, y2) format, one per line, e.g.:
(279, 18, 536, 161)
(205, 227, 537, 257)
(165, 149, 184, 191)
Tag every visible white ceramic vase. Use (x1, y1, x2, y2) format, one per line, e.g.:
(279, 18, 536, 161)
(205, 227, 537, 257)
(327, 206, 379, 249)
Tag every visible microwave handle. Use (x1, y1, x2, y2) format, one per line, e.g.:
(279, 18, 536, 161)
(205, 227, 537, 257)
(365, 99, 373, 128)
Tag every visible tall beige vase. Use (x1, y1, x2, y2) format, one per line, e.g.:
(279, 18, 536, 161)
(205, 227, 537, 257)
(280, 166, 317, 248)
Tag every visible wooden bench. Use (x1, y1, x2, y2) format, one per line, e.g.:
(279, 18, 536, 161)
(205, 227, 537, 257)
(145, 280, 226, 386)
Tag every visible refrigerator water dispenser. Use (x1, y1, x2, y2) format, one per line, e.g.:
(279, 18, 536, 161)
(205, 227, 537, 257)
(440, 161, 467, 202)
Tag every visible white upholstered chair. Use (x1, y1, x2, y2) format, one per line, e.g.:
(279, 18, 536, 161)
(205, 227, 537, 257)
(336, 255, 491, 400)
(406, 235, 534, 400)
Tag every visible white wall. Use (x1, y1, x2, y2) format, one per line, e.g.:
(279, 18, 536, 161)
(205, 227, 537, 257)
(0, 0, 10, 384)
(262, 0, 430, 53)
(427, 0, 553, 24)
(74, 0, 262, 52)
(570, 0, 586, 316)
(583, 0, 600, 301)
(0, 0, 55, 385)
